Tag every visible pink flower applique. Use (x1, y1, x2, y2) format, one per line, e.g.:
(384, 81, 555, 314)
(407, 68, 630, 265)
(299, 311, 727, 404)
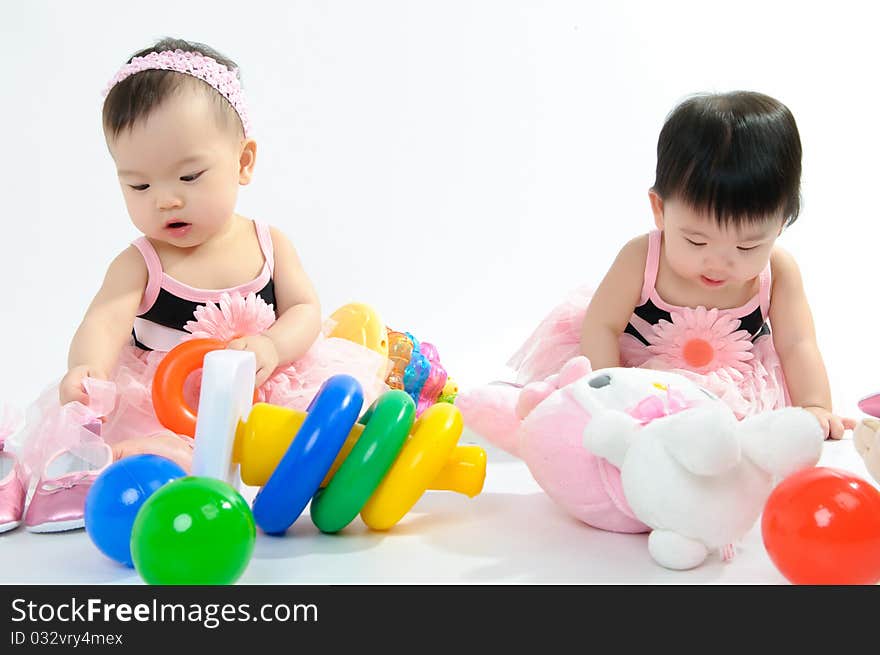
(183, 292, 276, 342)
(645, 307, 754, 374)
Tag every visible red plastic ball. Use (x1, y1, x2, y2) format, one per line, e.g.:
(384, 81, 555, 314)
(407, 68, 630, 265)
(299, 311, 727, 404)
(761, 466, 880, 585)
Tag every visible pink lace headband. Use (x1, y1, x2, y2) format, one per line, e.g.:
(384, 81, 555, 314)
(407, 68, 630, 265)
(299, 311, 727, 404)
(103, 49, 252, 137)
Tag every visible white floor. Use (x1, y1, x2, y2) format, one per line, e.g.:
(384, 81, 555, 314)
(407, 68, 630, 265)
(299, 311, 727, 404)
(1, 432, 876, 586)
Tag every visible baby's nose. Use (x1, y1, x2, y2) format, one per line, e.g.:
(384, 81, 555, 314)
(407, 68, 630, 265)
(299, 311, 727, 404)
(705, 250, 733, 270)
(157, 195, 183, 211)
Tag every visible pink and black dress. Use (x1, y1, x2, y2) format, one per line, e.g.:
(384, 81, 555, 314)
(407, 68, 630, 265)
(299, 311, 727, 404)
(507, 229, 789, 418)
(13, 221, 389, 478)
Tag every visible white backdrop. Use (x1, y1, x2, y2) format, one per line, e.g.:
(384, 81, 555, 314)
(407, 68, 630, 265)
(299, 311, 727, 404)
(1, 1, 877, 418)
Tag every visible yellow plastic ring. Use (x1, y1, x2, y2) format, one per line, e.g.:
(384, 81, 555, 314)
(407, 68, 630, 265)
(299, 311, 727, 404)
(360, 402, 463, 530)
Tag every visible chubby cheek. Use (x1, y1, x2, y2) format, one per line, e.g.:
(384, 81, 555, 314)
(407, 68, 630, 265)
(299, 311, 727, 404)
(667, 244, 702, 277)
(192, 182, 238, 226)
(736, 257, 770, 282)
(123, 195, 155, 235)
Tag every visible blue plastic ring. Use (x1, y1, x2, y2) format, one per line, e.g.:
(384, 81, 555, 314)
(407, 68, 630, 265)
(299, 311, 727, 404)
(252, 374, 364, 535)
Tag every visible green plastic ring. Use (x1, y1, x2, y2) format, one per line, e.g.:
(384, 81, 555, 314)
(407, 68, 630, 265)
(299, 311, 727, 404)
(310, 390, 415, 533)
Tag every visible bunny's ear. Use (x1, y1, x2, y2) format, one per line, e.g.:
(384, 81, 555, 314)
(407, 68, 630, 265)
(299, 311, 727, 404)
(557, 356, 593, 387)
(645, 405, 741, 476)
(738, 407, 823, 478)
(516, 381, 557, 419)
(858, 392, 880, 418)
(455, 383, 523, 456)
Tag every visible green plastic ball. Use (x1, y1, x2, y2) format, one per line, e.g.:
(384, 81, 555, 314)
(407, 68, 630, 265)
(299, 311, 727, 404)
(130, 476, 256, 585)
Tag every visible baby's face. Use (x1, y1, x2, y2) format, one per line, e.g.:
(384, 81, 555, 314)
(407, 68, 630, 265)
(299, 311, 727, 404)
(657, 197, 783, 290)
(106, 87, 247, 247)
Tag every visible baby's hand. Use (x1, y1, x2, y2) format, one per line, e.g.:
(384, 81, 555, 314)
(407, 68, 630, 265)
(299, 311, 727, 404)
(59, 365, 107, 406)
(227, 334, 280, 388)
(803, 406, 857, 440)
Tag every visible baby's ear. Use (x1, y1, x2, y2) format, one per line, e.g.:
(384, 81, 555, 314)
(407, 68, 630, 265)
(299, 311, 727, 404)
(649, 189, 664, 230)
(238, 138, 257, 184)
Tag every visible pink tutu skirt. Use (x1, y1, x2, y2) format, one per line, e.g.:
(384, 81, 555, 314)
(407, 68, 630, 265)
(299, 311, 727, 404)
(11, 334, 390, 480)
(507, 284, 789, 419)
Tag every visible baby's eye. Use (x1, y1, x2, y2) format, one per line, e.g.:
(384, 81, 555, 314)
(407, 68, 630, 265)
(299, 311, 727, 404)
(737, 245, 758, 252)
(685, 238, 706, 247)
(129, 184, 150, 191)
(180, 171, 205, 182)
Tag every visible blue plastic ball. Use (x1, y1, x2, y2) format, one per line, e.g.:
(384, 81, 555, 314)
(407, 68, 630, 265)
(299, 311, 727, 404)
(84, 454, 186, 567)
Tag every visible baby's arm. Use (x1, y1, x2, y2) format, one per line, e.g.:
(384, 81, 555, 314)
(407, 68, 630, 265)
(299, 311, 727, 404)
(579, 236, 647, 369)
(228, 227, 321, 386)
(768, 247, 855, 439)
(61, 246, 148, 405)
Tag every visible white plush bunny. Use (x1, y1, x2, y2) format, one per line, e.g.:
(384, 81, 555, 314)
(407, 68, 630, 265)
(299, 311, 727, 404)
(567, 368, 824, 570)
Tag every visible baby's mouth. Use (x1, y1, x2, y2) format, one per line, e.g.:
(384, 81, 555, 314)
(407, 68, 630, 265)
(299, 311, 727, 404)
(165, 220, 191, 229)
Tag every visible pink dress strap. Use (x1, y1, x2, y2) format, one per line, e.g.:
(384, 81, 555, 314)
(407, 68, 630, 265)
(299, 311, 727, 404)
(758, 262, 772, 318)
(131, 221, 274, 306)
(254, 221, 276, 276)
(131, 237, 163, 315)
(640, 230, 662, 304)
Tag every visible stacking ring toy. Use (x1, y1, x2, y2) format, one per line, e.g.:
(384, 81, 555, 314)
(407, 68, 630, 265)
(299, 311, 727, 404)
(236, 404, 484, 501)
(175, 352, 487, 533)
(309, 390, 415, 533)
(251, 375, 364, 535)
(153, 338, 259, 438)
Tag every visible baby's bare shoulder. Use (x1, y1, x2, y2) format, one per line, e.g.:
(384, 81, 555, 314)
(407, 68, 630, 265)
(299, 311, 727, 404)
(613, 233, 650, 272)
(770, 245, 801, 279)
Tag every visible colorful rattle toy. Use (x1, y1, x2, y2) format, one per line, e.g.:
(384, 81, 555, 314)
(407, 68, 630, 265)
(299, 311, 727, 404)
(327, 308, 459, 416)
(385, 329, 457, 415)
(415, 341, 448, 416)
(437, 378, 459, 405)
(386, 330, 414, 392)
(401, 333, 431, 407)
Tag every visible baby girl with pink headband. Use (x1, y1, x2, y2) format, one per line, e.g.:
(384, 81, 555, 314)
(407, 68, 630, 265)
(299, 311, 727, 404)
(0, 38, 389, 534)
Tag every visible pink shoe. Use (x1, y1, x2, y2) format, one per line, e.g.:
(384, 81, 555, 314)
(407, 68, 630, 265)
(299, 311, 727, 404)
(23, 442, 112, 533)
(0, 447, 26, 534)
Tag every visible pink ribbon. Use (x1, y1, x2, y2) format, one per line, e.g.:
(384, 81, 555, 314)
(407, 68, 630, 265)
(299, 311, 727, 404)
(59, 378, 118, 435)
(38, 472, 94, 495)
(626, 388, 697, 425)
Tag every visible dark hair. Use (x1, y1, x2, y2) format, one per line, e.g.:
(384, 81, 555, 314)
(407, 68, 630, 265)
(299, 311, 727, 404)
(102, 37, 244, 138)
(652, 91, 802, 227)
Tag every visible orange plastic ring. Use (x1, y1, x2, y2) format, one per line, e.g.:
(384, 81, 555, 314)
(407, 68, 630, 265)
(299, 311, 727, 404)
(152, 338, 228, 437)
